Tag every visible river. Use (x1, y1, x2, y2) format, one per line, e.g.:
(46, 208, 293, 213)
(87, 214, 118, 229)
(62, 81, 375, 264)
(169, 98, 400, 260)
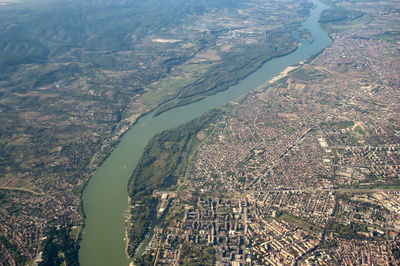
(79, 0, 330, 265)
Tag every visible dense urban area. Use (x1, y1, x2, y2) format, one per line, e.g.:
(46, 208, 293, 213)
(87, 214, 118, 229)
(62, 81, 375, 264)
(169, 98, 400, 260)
(0, 0, 399, 264)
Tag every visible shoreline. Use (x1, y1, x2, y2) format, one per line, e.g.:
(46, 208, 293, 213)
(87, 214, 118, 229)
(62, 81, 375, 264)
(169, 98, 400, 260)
(268, 65, 302, 84)
(125, 196, 132, 260)
(153, 43, 300, 118)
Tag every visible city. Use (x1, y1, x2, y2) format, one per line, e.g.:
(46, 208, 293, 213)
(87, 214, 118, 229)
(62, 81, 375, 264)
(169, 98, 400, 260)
(132, 0, 400, 263)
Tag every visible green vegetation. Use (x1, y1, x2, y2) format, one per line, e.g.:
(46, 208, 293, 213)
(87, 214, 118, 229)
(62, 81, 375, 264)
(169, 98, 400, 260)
(291, 68, 328, 83)
(127, 110, 221, 256)
(284, 125, 294, 134)
(355, 125, 366, 135)
(375, 31, 400, 43)
(70, 227, 80, 240)
(0, 191, 11, 208)
(291, 68, 317, 81)
(133, 252, 156, 265)
(320, 120, 354, 129)
(362, 184, 400, 190)
(319, 7, 364, 24)
(276, 211, 321, 234)
(317, 100, 341, 106)
(326, 221, 368, 240)
(181, 243, 215, 265)
(128, 110, 220, 196)
(154, 95, 206, 117)
(128, 198, 159, 254)
(39, 226, 79, 266)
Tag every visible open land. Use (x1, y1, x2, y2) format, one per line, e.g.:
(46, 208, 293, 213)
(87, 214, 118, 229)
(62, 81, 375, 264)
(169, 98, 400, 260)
(0, 0, 317, 264)
(128, 0, 400, 264)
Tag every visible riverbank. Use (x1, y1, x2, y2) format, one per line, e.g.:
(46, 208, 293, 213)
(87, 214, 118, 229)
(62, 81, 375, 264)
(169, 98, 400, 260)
(126, 110, 220, 257)
(268, 65, 302, 85)
(153, 39, 299, 117)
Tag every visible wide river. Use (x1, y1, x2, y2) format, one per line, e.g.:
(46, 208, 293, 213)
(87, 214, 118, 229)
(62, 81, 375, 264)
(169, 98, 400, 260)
(79, 0, 330, 265)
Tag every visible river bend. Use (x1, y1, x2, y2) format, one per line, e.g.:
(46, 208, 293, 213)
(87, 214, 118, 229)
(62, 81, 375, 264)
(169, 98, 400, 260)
(79, 0, 330, 264)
